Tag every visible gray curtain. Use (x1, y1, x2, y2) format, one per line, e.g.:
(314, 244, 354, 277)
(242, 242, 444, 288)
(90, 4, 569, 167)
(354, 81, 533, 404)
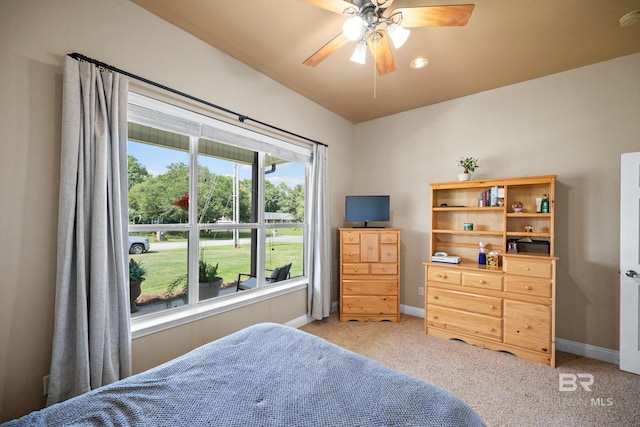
(308, 144, 332, 319)
(47, 56, 131, 406)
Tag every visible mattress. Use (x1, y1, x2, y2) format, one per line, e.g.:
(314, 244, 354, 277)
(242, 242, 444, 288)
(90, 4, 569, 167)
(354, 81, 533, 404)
(4, 323, 484, 426)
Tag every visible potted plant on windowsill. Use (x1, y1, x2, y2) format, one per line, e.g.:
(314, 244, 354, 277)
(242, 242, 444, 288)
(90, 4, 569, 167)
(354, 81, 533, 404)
(458, 157, 479, 181)
(166, 257, 223, 305)
(129, 258, 147, 313)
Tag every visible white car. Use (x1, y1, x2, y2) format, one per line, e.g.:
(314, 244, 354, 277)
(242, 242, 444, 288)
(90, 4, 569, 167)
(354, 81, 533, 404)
(128, 235, 150, 254)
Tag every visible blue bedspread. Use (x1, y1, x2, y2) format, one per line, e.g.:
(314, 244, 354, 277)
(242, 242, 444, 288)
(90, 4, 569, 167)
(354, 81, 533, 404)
(5, 323, 485, 426)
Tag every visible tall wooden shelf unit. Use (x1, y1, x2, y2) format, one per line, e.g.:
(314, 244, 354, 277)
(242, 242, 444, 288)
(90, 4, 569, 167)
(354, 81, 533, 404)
(424, 175, 557, 366)
(340, 228, 401, 322)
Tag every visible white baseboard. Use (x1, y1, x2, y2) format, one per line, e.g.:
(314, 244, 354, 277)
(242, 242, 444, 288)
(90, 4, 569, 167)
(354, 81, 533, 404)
(401, 304, 425, 318)
(400, 305, 619, 365)
(556, 338, 619, 365)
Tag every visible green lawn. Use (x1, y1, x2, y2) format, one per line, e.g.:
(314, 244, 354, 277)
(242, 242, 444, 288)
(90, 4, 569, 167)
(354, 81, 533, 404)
(131, 239, 303, 301)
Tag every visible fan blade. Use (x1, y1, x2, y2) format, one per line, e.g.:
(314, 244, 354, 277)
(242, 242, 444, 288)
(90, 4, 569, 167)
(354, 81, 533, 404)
(298, 0, 356, 15)
(367, 31, 396, 76)
(373, 0, 394, 9)
(303, 33, 349, 67)
(392, 4, 475, 28)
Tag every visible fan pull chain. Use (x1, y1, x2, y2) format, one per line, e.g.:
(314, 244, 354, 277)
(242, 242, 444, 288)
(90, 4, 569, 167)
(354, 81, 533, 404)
(373, 38, 377, 99)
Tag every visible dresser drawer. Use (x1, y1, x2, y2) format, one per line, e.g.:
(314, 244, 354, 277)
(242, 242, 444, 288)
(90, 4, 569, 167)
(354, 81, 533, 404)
(428, 288, 502, 317)
(370, 263, 397, 275)
(428, 267, 462, 285)
(505, 276, 552, 298)
(504, 300, 551, 353)
(342, 231, 360, 244)
(342, 296, 398, 315)
(342, 281, 397, 295)
(379, 244, 398, 262)
(462, 272, 503, 291)
(504, 257, 552, 279)
(342, 263, 370, 275)
(380, 232, 398, 244)
(426, 305, 502, 341)
(342, 244, 360, 263)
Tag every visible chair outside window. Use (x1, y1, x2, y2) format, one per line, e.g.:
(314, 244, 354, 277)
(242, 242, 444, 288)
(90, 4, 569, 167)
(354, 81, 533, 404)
(236, 262, 292, 292)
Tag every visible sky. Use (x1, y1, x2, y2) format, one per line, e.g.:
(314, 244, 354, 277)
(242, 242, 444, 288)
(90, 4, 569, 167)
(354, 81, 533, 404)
(128, 141, 304, 188)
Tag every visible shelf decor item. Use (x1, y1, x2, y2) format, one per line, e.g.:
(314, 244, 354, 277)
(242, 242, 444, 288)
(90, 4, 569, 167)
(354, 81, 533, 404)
(457, 156, 479, 181)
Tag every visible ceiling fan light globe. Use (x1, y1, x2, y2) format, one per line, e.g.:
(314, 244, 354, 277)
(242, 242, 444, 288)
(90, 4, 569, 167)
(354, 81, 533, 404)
(343, 16, 364, 41)
(350, 42, 367, 64)
(388, 23, 409, 49)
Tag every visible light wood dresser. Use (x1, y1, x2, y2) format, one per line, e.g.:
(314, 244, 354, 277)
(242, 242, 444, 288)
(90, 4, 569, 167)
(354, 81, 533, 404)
(340, 228, 400, 322)
(425, 175, 557, 366)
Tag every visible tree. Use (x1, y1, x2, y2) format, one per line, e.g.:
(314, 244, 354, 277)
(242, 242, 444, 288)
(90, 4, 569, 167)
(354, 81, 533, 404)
(128, 155, 150, 189)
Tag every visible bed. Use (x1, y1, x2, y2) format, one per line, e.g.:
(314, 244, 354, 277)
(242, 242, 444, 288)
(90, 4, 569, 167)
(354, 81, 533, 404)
(5, 323, 485, 426)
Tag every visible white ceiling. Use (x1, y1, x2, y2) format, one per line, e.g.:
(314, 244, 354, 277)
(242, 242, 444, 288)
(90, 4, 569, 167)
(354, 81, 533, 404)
(131, 0, 640, 123)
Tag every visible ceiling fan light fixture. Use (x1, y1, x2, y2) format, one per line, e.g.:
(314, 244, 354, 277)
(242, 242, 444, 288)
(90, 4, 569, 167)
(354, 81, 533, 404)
(350, 41, 367, 64)
(343, 15, 364, 41)
(387, 23, 410, 49)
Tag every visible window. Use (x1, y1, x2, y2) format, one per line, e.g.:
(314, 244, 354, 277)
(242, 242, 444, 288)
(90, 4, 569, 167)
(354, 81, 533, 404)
(127, 93, 310, 323)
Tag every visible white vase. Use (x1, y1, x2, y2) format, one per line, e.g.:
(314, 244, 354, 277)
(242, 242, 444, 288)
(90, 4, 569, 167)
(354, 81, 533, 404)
(458, 173, 471, 181)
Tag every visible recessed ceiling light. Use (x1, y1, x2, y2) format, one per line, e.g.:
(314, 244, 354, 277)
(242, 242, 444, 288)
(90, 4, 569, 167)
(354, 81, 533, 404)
(620, 9, 640, 27)
(410, 57, 429, 69)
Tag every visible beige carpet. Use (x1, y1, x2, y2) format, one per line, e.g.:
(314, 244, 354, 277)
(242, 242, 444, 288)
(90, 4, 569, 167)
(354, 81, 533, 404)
(300, 313, 640, 427)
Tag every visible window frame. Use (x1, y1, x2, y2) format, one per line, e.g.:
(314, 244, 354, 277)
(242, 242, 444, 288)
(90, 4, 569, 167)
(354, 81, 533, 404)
(127, 92, 311, 338)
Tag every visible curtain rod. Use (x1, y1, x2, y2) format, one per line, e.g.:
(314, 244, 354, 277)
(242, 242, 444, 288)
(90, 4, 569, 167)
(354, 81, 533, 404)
(67, 52, 327, 147)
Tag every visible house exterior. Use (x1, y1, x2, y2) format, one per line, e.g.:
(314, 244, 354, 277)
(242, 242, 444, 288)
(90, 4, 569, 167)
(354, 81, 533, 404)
(1, 0, 638, 421)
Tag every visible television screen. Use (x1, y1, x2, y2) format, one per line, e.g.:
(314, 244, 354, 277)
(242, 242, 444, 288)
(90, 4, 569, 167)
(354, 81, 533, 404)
(345, 195, 390, 226)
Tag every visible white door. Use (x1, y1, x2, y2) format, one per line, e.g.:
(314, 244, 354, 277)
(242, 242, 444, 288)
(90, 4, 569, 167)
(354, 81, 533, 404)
(620, 152, 640, 374)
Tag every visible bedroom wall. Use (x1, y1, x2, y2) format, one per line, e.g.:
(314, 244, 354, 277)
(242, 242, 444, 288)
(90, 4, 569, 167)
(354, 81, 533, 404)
(353, 52, 640, 353)
(0, 0, 354, 421)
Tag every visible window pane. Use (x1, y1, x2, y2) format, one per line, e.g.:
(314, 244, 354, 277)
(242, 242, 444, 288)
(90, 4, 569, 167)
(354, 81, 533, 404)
(198, 138, 254, 224)
(264, 156, 305, 223)
(265, 226, 304, 283)
(130, 230, 189, 316)
(128, 140, 190, 225)
(198, 228, 254, 299)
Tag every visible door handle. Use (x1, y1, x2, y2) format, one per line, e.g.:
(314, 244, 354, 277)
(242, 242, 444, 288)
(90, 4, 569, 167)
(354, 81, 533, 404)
(626, 270, 638, 278)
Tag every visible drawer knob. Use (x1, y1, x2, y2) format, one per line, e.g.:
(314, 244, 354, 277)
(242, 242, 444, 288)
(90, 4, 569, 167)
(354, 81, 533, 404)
(438, 274, 446, 279)
(382, 268, 387, 272)
(433, 315, 439, 320)
(490, 328, 496, 332)
(388, 286, 392, 291)
(524, 285, 531, 290)
(434, 295, 439, 300)
(480, 280, 486, 284)
(524, 324, 530, 329)
(348, 304, 352, 308)
(368, 246, 373, 250)
(489, 305, 495, 309)
(525, 267, 530, 271)
(386, 251, 391, 256)
(354, 268, 358, 272)
(347, 287, 352, 291)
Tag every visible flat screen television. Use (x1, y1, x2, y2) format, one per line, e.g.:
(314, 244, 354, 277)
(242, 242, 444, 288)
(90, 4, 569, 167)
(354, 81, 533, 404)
(345, 195, 390, 228)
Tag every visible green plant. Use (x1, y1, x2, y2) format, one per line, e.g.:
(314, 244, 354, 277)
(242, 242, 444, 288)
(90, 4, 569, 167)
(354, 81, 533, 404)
(458, 157, 479, 173)
(166, 256, 221, 304)
(129, 258, 147, 281)
(198, 259, 219, 283)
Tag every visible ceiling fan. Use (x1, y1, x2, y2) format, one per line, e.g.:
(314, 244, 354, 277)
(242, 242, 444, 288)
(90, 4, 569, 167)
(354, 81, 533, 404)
(301, 0, 475, 76)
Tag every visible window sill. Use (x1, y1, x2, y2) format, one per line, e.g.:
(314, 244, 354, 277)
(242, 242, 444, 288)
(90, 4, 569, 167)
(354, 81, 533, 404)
(131, 279, 308, 339)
